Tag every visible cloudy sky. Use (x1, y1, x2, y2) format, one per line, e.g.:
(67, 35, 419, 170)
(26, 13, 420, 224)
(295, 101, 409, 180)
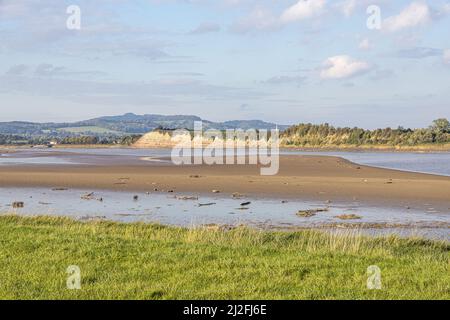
(1, 0, 449, 128)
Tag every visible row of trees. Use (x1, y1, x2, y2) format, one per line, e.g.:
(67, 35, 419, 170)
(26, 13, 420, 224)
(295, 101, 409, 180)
(0, 134, 143, 146)
(281, 119, 450, 147)
(57, 135, 142, 145)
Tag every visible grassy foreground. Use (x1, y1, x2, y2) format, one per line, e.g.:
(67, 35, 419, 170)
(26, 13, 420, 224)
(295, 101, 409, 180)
(0, 215, 448, 300)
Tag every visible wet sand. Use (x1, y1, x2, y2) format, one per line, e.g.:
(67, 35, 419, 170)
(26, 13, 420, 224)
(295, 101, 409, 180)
(0, 154, 449, 210)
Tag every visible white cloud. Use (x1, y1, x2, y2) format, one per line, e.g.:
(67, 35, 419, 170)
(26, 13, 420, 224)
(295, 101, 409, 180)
(358, 38, 371, 50)
(339, 0, 356, 17)
(442, 3, 450, 14)
(231, 7, 280, 33)
(444, 49, 450, 65)
(383, 2, 431, 32)
(281, 0, 326, 23)
(320, 55, 370, 79)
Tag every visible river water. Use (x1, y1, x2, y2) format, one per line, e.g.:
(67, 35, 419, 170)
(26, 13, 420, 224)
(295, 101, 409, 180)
(0, 147, 449, 240)
(1, 147, 450, 176)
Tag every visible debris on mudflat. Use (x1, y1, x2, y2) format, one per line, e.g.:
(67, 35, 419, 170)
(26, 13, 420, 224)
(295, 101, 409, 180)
(198, 202, 216, 207)
(189, 175, 201, 178)
(81, 192, 103, 201)
(167, 190, 174, 193)
(232, 192, 245, 199)
(335, 214, 362, 220)
(12, 202, 24, 208)
(296, 208, 329, 218)
(133, 195, 139, 201)
(296, 211, 316, 218)
(176, 195, 199, 201)
(212, 190, 220, 193)
(81, 192, 95, 200)
(52, 187, 68, 191)
(240, 202, 251, 206)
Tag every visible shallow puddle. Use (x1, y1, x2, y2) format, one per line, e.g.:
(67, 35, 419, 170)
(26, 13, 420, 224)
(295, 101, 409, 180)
(1, 187, 448, 240)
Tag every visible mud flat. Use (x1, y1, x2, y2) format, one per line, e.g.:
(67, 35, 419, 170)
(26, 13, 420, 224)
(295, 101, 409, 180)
(0, 153, 449, 211)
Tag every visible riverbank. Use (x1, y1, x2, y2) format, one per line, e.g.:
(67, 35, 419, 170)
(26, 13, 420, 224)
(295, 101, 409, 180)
(1, 142, 450, 152)
(1, 155, 449, 210)
(0, 215, 448, 300)
(281, 143, 450, 152)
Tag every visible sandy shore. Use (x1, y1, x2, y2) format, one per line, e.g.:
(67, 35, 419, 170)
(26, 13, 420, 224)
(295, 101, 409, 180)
(0, 154, 449, 210)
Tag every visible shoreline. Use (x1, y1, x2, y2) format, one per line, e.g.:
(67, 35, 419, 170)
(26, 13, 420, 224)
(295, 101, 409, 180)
(2, 143, 450, 153)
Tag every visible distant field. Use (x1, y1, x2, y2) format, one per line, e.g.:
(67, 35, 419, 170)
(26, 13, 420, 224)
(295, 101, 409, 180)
(57, 126, 124, 134)
(0, 215, 448, 300)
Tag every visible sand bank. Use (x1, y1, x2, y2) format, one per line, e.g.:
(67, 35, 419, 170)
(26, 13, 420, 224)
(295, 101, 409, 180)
(0, 155, 449, 210)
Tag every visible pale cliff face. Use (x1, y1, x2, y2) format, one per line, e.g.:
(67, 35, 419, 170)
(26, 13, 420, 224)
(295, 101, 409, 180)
(133, 130, 278, 149)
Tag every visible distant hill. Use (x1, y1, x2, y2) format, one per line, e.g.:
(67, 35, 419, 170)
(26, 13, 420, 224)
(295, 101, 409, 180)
(0, 113, 288, 137)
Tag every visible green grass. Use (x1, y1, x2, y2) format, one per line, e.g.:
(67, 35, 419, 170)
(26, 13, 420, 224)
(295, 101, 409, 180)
(0, 215, 448, 300)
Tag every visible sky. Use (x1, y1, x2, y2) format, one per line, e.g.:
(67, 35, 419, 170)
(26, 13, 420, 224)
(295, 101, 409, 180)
(0, 0, 449, 128)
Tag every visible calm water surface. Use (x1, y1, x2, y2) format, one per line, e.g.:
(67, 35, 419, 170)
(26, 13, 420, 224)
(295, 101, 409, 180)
(1, 187, 448, 240)
(1, 147, 450, 176)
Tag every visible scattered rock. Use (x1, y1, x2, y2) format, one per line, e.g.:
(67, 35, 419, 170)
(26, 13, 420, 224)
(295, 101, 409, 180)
(52, 187, 68, 191)
(133, 195, 139, 201)
(240, 202, 251, 206)
(296, 208, 328, 218)
(296, 211, 316, 218)
(281, 200, 288, 204)
(212, 190, 220, 193)
(335, 214, 362, 220)
(189, 175, 201, 178)
(167, 190, 174, 193)
(12, 202, 24, 208)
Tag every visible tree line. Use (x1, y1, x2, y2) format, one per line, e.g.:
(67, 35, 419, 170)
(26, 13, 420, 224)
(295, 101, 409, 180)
(281, 119, 450, 147)
(0, 134, 143, 146)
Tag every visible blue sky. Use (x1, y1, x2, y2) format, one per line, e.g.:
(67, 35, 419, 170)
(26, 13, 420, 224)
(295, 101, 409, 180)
(0, 0, 449, 128)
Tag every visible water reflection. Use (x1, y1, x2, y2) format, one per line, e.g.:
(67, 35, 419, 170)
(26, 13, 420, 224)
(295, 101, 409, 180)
(1, 187, 448, 240)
